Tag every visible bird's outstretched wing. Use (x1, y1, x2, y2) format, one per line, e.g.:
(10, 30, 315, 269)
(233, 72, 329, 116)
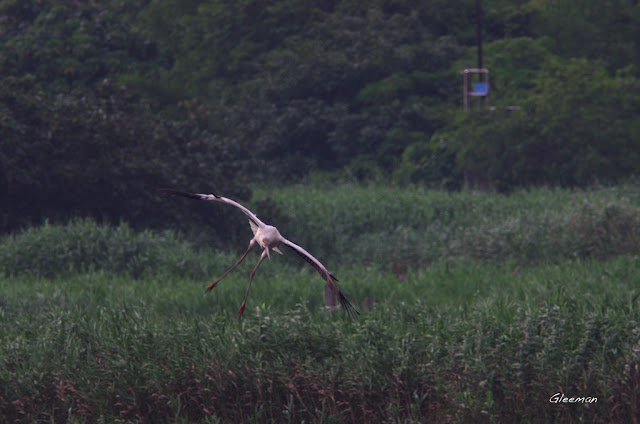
(281, 237, 359, 318)
(159, 188, 266, 227)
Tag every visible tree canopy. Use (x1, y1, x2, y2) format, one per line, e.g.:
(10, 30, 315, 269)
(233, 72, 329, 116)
(1, 0, 638, 231)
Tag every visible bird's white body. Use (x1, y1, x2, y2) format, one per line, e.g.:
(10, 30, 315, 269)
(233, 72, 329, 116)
(255, 224, 281, 247)
(250, 223, 282, 259)
(160, 188, 358, 318)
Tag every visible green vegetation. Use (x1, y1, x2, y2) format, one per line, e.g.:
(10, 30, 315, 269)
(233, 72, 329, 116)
(254, 182, 640, 272)
(0, 1, 638, 421)
(1, 184, 639, 422)
(0, 219, 227, 280)
(1, 0, 639, 232)
(440, 55, 640, 190)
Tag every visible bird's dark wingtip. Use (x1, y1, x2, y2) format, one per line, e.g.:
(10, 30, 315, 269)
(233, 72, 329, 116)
(158, 188, 209, 200)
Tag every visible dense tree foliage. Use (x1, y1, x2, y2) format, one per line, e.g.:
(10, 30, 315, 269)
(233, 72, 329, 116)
(438, 40, 640, 190)
(0, 76, 250, 241)
(0, 0, 249, 236)
(1, 0, 639, 230)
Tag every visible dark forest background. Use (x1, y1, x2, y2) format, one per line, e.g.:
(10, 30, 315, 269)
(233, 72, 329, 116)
(1, 0, 638, 238)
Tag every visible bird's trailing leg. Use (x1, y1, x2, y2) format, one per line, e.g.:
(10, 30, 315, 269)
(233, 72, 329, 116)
(205, 241, 254, 293)
(238, 249, 268, 317)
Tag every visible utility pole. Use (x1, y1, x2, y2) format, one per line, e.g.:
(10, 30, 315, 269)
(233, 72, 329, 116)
(462, 0, 489, 112)
(476, 0, 483, 107)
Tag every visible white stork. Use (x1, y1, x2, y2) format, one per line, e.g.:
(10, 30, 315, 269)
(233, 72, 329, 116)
(160, 188, 358, 318)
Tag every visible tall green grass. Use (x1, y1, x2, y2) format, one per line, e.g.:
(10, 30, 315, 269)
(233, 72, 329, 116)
(1, 183, 640, 422)
(0, 218, 235, 280)
(3, 184, 638, 279)
(253, 183, 640, 272)
(1, 258, 639, 422)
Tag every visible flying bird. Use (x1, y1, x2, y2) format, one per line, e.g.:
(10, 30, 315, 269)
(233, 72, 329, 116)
(159, 188, 358, 318)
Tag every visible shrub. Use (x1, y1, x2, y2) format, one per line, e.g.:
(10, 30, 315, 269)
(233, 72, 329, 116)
(394, 140, 462, 189)
(0, 218, 224, 279)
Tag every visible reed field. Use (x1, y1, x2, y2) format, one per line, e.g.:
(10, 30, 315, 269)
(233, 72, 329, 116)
(1, 183, 640, 423)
